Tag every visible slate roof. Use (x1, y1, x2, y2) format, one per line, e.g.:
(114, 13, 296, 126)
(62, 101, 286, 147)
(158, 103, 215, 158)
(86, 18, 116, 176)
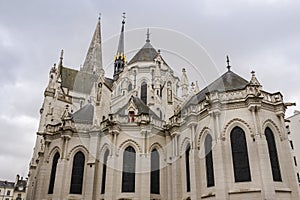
(128, 42, 158, 65)
(185, 70, 249, 106)
(104, 77, 114, 89)
(72, 103, 94, 124)
(0, 181, 15, 188)
(116, 96, 160, 120)
(60, 66, 113, 93)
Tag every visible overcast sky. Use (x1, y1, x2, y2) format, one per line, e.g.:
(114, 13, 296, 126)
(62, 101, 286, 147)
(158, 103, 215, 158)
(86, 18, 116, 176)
(0, 0, 300, 181)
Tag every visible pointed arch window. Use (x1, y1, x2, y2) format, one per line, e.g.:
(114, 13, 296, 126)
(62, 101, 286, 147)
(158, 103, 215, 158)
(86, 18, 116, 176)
(230, 126, 251, 182)
(101, 149, 109, 194)
(205, 135, 215, 187)
(128, 82, 132, 91)
(151, 149, 160, 194)
(122, 146, 136, 193)
(70, 151, 85, 194)
(265, 127, 282, 181)
(185, 144, 191, 192)
(48, 152, 60, 194)
(141, 82, 147, 105)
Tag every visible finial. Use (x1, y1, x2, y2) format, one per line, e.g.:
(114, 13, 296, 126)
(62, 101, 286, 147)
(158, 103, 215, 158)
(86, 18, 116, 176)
(251, 70, 255, 76)
(226, 55, 231, 71)
(122, 12, 126, 24)
(182, 68, 186, 72)
(146, 28, 150, 42)
(98, 13, 101, 21)
(59, 49, 64, 66)
(60, 49, 64, 59)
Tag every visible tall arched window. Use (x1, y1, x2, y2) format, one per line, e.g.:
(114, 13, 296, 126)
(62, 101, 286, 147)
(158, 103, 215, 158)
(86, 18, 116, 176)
(70, 151, 85, 194)
(265, 127, 282, 181)
(141, 82, 147, 105)
(122, 146, 136, 193)
(185, 144, 191, 192)
(151, 149, 160, 194)
(205, 135, 215, 187)
(101, 149, 109, 194)
(128, 82, 132, 91)
(230, 126, 251, 182)
(48, 152, 60, 194)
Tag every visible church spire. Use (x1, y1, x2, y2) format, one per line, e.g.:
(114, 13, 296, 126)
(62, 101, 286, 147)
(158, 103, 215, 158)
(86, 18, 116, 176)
(113, 13, 126, 80)
(82, 15, 103, 75)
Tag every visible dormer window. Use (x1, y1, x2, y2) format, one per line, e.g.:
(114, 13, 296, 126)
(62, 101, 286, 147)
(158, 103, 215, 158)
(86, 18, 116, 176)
(128, 111, 135, 122)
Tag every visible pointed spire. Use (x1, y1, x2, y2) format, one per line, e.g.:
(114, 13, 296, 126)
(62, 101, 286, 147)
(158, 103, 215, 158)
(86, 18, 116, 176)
(116, 12, 126, 57)
(195, 81, 200, 93)
(82, 16, 103, 75)
(146, 28, 150, 43)
(181, 68, 189, 98)
(226, 55, 231, 71)
(113, 13, 126, 80)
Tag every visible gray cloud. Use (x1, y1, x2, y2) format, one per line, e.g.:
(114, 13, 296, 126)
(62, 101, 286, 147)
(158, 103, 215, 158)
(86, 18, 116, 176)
(0, 0, 299, 181)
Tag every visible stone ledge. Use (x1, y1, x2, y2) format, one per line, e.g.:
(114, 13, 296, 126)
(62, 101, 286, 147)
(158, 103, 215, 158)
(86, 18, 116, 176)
(228, 188, 261, 194)
(275, 188, 292, 193)
(201, 192, 215, 199)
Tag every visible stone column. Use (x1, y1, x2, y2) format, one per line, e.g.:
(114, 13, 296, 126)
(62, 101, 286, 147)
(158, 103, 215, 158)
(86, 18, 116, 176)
(249, 105, 275, 199)
(165, 133, 173, 199)
(33, 153, 47, 199)
(53, 136, 70, 200)
(188, 123, 198, 200)
(84, 131, 100, 200)
(211, 111, 227, 200)
(139, 154, 151, 199)
(105, 130, 119, 200)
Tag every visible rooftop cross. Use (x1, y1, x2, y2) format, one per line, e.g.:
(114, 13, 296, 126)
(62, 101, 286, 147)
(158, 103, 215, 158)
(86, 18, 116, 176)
(226, 55, 231, 71)
(122, 12, 126, 24)
(146, 28, 150, 42)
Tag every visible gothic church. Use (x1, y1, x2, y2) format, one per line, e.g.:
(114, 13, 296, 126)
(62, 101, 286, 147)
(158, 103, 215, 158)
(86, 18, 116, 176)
(27, 16, 300, 200)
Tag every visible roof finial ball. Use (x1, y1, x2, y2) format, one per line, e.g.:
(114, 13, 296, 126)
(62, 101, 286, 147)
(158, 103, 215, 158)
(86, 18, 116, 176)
(98, 13, 101, 21)
(226, 55, 231, 71)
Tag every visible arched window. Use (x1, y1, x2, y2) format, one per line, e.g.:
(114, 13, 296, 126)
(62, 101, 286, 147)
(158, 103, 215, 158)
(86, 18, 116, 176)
(265, 127, 282, 181)
(141, 82, 147, 105)
(122, 146, 136, 192)
(128, 82, 132, 91)
(101, 149, 109, 194)
(185, 144, 191, 192)
(151, 149, 160, 194)
(70, 151, 85, 194)
(48, 152, 60, 194)
(205, 135, 215, 187)
(230, 126, 251, 182)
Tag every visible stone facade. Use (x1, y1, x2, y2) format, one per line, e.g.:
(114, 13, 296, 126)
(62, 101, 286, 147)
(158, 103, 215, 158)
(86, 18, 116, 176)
(286, 110, 300, 185)
(26, 17, 300, 200)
